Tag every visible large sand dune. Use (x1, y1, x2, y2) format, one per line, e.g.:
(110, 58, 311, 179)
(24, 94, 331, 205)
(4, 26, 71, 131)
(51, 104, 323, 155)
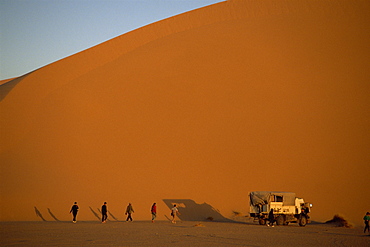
(1, 0, 369, 225)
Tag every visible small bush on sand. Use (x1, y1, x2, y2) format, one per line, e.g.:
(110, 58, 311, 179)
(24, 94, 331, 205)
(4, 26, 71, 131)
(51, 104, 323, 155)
(325, 214, 353, 228)
(206, 216, 214, 221)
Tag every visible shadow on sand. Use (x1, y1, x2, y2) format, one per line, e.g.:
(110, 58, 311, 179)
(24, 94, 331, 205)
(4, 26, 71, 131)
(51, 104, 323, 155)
(0, 71, 36, 102)
(108, 211, 120, 221)
(34, 207, 47, 221)
(89, 206, 101, 221)
(47, 208, 60, 221)
(162, 199, 232, 222)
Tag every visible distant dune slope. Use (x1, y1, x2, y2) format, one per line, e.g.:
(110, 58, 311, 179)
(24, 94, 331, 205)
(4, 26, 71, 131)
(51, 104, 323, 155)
(0, 78, 17, 86)
(1, 0, 369, 224)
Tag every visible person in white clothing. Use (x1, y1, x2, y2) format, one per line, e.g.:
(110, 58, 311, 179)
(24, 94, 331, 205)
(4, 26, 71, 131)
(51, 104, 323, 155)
(171, 204, 180, 223)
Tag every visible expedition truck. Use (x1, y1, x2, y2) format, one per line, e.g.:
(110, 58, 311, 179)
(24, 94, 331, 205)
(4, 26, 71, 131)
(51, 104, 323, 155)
(249, 191, 312, 226)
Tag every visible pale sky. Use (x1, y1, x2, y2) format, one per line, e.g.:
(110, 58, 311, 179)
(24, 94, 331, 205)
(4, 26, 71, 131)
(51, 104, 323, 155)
(0, 0, 225, 80)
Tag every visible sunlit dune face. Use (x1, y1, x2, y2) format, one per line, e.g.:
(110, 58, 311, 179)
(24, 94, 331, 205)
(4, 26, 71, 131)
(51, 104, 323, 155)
(1, 0, 369, 225)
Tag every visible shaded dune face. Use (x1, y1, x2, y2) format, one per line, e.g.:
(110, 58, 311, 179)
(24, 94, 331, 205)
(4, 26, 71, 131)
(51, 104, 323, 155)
(1, 0, 369, 224)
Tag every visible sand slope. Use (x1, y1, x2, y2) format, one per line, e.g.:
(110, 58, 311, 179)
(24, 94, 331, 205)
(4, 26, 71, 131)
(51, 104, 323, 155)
(1, 0, 369, 225)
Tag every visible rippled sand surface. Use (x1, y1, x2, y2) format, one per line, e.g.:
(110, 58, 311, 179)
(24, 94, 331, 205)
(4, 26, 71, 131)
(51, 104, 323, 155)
(1, 221, 369, 246)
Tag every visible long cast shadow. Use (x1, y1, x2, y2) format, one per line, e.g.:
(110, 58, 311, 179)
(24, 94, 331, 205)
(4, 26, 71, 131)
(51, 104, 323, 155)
(108, 211, 120, 221)
(89, 206, 101, 221)
(47, 208, 60, 221)
(34, 206, 47, 221)
(163, 199, 232, 222)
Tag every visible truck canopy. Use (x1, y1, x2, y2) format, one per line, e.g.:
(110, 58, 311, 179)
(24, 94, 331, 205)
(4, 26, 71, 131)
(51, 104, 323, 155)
(249, 191, 296, 206)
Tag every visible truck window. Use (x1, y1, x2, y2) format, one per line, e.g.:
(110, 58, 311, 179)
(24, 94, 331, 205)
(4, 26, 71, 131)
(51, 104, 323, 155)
(276, 196, 283, 202)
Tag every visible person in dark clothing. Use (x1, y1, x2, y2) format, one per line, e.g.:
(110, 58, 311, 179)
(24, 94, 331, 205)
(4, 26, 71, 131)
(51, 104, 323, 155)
(125, 203, 134, 221)
(268, 209, 275, 227)
(364, 212, 370, 234)
(69, 202, 79, 223)
(101, 202, 108, 223)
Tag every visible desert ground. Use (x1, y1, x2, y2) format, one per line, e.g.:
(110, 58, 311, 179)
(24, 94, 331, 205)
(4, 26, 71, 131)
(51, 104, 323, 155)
(1, 220, 369, 247)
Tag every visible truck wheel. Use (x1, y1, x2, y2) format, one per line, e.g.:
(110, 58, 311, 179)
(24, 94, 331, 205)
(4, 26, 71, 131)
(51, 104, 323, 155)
(299, 215, 307, 226)
(276, 215, 285, 225)
(259, 218, 266, 225)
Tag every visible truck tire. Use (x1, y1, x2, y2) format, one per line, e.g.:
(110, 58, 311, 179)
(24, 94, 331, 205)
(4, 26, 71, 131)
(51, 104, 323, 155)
(259, 218, 266, 225)
(276, 215, 285, 225)
(299, 215, 307, 226)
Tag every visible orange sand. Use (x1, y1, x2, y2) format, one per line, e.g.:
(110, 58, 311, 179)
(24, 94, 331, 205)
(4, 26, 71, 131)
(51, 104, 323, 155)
(1, 0, 369, 225)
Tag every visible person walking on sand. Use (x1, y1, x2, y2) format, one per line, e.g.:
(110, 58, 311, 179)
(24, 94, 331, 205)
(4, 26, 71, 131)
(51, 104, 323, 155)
(171, 204, 180, 224)
(69, 202, 79, 223)
(125, 203, 134, 222)
(364, 212, 370, 234)
(151, 203, 157, 223)
(268, 209, 275, 227)
(101, 202, 108, 223)
(150, 203, 157, 223)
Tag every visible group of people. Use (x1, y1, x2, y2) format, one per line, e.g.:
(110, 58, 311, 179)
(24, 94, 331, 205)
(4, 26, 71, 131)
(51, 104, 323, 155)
(68, 203, 370, 231)
(69, 202, 181, 224)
